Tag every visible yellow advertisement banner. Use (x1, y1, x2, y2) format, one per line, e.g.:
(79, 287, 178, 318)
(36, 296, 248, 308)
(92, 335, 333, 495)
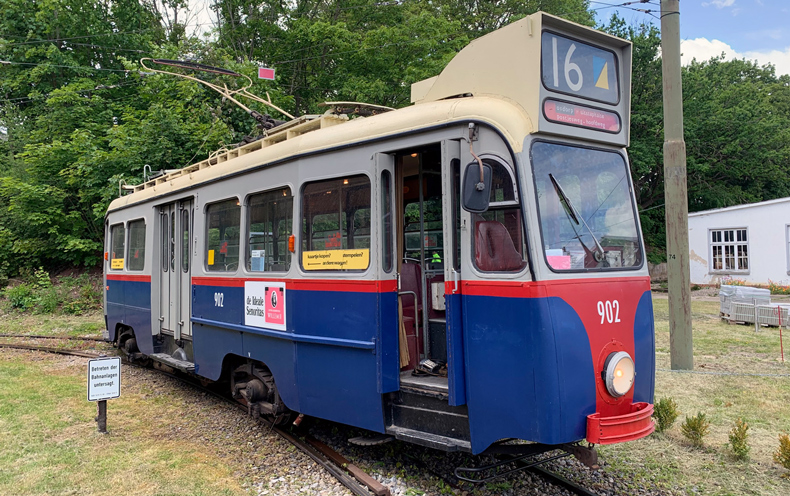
(303, 249, 369, 270)
(111, 258, 124, 269)
(207, 250, 215, 266)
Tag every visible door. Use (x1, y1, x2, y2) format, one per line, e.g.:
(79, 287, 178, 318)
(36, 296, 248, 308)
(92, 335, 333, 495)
(158, 200, 193, 340)
(441, 140, 466, 405)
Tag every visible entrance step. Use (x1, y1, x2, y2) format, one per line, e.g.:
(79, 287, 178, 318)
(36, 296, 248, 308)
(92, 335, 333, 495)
(150, 353, 195, 373)
(385, 426, 471, 452)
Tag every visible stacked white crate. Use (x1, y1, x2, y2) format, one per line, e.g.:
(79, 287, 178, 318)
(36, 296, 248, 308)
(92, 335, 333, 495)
(719, 285, 771, 323)
(756, 304, 790, 327)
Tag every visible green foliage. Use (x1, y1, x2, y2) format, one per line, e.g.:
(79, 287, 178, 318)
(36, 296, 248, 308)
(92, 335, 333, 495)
(775, 434, 790, 473)
(728, 418, 750, 460)
(1, 269, 101, 314)
(653, 397, 680, 433)
(681, 412, 711, 448)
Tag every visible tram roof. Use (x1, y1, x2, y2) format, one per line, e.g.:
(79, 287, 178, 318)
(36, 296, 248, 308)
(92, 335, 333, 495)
(107, 96, 531, 212)
(108, 12, 630, 213)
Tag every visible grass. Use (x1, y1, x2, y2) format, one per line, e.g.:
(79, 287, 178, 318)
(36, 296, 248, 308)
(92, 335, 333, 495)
(600, 296, 790, 496)
(0, 347, 244, 495)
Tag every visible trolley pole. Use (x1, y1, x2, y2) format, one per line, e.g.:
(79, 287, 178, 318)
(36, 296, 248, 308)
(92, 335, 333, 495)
(661, 0, 694, 370)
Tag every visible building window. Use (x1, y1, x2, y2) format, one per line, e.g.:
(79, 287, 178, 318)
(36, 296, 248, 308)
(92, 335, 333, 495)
(110, 224, 125, 270)
(301, 175, 371, 271)
(127, 220, 146, 271)
(247, 187, 293, 272)
(205, 199, 241, 272)
(710, 228, 748, 272)
(786, 225, 790, 274)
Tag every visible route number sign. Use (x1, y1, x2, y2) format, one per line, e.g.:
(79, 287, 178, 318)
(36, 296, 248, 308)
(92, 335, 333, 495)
(541, 32, 619, 105)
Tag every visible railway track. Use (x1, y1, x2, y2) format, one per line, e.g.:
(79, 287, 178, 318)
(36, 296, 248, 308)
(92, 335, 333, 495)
(0, 337, 602, 496)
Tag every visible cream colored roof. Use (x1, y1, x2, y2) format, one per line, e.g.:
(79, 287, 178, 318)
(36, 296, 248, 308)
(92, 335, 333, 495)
(108, 96, 532, 212)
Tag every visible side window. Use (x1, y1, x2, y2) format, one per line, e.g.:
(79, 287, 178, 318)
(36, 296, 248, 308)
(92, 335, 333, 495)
(301, 175, 371, 271)
(161, 213, 169, 272)
(205, 199, 241, 272)
(110, 224, 125, 270)
(247, 187, 293, 272)
(181, 209, 190, 272)
(381, 171, 393, 272)
(472, 159, 526, 272)
(127, 220, 146, 271)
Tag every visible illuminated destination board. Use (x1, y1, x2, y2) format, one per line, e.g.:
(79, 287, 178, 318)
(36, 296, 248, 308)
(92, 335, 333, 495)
(543, 99, 621, 133)
(541, 32, 619, 105)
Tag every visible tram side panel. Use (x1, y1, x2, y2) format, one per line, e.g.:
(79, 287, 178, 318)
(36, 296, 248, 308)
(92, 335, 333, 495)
(105, 208, 154, 354)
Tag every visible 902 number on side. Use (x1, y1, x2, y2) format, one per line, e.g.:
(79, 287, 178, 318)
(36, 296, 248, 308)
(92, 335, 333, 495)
(597, 300, 620, 324)
(214, 292, 224, 307)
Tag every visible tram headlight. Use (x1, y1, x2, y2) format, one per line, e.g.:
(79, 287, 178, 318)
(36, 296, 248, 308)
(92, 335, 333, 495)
(603, 351, 635, 398)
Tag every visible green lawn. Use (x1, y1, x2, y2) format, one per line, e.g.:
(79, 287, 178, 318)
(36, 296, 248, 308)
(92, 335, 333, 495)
(598, 297, 790, 496)
(0, 315, 244, 496)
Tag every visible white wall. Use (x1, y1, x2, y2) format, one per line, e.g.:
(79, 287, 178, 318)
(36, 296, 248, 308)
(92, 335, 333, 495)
(688, 200, 790, 285)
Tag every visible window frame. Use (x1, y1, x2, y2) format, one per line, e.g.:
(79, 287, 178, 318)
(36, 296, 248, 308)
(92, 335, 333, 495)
(109, 223, 125, 271)
(245, 186, 294, 274)
(469, 155, 528, 274)
(126, 218, 146, 271)
(529, 138, 645, 274)
(299, 174, 372, 273)
(204, 197, 242, 273)
(709, 227, 750, 274)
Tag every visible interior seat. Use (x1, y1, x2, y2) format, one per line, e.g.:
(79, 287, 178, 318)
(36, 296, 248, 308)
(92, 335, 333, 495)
(475, 220, 527, 272)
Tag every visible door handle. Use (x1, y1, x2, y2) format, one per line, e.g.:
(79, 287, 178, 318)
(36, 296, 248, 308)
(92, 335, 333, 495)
(451, 268, 460, 294)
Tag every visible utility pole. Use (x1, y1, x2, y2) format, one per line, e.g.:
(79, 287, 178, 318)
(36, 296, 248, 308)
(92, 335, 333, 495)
(661, 0, 694, 370)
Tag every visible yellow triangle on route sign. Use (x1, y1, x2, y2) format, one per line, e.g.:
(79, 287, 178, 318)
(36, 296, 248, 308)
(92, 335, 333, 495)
(594, 60, 609, 90)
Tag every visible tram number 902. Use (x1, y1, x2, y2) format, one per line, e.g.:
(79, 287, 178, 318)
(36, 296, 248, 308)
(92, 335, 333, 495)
(597, 300, 621, 324)
(214, 292, 224, 307)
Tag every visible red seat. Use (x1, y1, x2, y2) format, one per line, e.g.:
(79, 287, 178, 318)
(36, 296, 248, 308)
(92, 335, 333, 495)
(475, 220, 527, 272)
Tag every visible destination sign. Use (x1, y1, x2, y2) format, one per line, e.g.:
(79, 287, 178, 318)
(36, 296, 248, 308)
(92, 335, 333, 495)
(543, 99, 621, 133)
(541, 32, 619, 105)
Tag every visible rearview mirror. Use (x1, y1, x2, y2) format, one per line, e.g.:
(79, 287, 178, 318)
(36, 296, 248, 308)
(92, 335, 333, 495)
(462, 162, 492, 213)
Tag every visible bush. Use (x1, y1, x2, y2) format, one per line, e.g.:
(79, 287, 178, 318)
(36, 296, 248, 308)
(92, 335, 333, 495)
(654, 397, 680, 433)
(0, 269, 102, 314)
(774, 433, 790, 473)
(768, 280, 790, 295)
(729, 418, 750, 460)
(3, 282, 36, 309)
(681, 412, 711, 447)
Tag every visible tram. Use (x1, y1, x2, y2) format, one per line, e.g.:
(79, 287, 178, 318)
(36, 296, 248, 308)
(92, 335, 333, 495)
(104, 12, 655, 459)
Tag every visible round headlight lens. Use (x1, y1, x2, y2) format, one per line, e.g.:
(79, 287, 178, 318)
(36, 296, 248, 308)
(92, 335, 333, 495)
(604, 351, 635, 397)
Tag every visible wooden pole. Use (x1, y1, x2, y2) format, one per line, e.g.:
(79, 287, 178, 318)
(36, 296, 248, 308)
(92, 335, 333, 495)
(661, 0, 694, 370)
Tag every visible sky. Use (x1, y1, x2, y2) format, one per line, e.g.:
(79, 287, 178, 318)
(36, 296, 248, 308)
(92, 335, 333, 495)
(595, 0, 790, 75)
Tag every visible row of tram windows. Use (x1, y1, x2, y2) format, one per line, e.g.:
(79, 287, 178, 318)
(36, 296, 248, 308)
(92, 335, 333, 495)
(108, 160, 530, 274)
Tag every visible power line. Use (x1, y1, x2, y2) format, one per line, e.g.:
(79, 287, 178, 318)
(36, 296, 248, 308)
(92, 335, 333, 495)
(0, 60, 134, 73)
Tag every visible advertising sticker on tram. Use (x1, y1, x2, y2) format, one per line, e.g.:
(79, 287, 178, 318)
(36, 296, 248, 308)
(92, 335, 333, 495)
(244, 281, 287, 330)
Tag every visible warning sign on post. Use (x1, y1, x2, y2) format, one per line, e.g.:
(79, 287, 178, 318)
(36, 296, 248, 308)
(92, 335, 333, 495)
(87, 357, 121, 402)
(245, 281, 287, 331)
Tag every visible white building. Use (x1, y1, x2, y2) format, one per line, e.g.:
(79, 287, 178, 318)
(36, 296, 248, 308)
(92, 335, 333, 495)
(688, 197, 790, 285)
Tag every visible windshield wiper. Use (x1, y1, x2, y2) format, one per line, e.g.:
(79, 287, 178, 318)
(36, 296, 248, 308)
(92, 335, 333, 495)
(548, 173, 605, 262)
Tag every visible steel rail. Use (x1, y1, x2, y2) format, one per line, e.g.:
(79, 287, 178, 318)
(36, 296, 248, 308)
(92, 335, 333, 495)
(0, 333, 105, 342)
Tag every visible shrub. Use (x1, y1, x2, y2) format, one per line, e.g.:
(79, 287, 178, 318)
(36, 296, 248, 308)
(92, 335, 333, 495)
(681, 412, 711, 447)
(3, 282, 36, 309)
(654, 397, 680, 433)
(774, 433, 790, 473)
(729, 418, 750, 460)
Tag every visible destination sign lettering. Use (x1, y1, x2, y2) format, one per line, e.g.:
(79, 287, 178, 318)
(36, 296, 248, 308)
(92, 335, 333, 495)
(541, 31, 619, 105)
(543, 99, 621, 133)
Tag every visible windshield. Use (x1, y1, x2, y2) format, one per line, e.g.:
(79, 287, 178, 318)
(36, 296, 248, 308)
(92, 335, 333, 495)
(531, 141, 643, 271)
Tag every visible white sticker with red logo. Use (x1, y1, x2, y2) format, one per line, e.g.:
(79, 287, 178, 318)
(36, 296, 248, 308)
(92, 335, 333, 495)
(244, 281, 286, 331)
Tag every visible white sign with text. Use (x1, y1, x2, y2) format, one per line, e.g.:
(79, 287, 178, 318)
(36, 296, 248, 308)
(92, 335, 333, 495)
(87, 357, 121, 401)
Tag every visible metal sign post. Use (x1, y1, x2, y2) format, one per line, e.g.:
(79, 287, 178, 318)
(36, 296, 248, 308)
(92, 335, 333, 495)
(87, 356, 121, 433)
